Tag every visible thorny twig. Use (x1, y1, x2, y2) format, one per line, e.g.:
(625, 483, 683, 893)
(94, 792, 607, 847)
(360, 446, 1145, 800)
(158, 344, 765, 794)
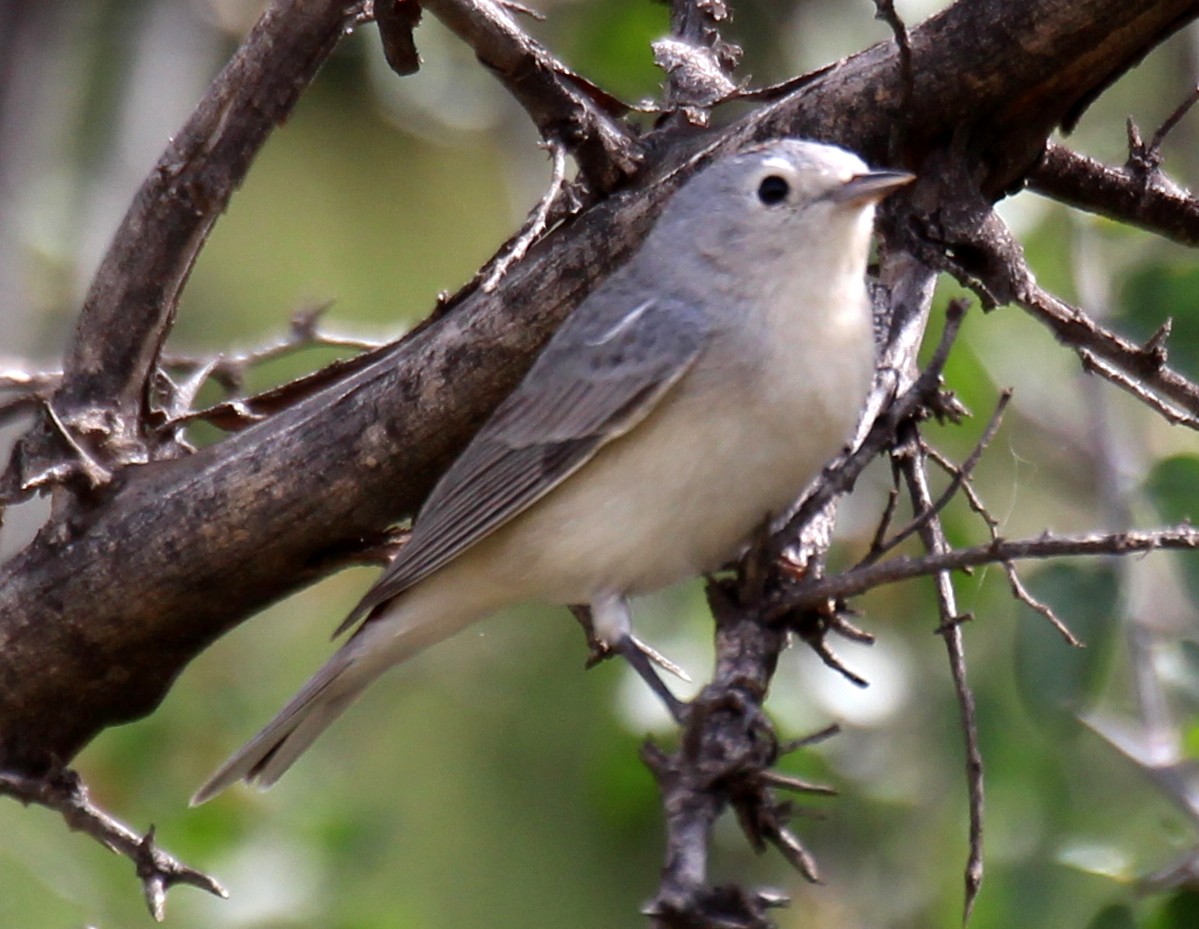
(1019, 280, 1199, 425)
(929, 196, 1199, 427)
(480, 139, 571, 293)
(1127, 85, 1199, 178)
(895, 427, 985, 923)
(0, 768, 227, 921)
(160, 303, 382, 397)
(775, 525, 1199, 613)
(1028, 143, 1199, 247)
(863, 390, 1012, 566)
(1077, 349, 1199, 428)
(918, 442, 1083, 647)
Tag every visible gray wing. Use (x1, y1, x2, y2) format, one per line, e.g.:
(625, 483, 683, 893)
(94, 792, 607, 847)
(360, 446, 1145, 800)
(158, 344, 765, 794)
(334, 293, 710, 637)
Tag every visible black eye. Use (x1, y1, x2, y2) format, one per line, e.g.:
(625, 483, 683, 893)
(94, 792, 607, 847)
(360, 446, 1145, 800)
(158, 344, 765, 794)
(757, 174, 790, 206)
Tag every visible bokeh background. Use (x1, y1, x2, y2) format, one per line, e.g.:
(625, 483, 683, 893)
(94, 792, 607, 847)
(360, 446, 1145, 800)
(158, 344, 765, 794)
(3, 1, 1199, 927)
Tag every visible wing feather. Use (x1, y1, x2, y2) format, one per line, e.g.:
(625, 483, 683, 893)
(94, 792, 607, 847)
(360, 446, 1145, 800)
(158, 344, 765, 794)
(334, 293, 709, 636)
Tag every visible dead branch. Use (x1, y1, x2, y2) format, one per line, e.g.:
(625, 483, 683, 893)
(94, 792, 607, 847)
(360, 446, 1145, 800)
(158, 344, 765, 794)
(863, 389, 1011, 565)
(420, 0, 642, 189)
(1028, 143, 1199, 247)
(3, 0, 359, 504)
(775, 525, 1199, 612)
(894, 429, 985, 922)
(909, 167, 1199, 427)
(0, 768, 227, 921)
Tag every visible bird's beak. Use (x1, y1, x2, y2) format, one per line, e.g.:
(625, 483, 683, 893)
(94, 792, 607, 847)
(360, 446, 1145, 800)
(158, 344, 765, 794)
(827, 169, 915, 206)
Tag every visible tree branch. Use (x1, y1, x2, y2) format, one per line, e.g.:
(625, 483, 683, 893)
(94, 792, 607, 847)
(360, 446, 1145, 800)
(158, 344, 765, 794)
(1028, 142, 1199, 247)
(420, 0, 642, 188)
(5, 0, 359, 502)
(774, 525, 1199, 611)
(0, 768, 227, 921)
(894, 429, 984, 923)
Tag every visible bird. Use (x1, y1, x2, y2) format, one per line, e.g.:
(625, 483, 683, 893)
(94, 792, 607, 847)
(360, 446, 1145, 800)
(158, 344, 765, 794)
(192, 138, 912, 805)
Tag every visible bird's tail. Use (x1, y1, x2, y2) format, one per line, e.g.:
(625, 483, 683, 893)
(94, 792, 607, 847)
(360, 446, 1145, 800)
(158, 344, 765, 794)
(190, 643, 372, 805)
(192, 574, 491, 805)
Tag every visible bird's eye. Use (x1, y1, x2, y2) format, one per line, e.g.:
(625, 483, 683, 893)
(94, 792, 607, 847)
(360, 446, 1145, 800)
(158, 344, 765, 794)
(757, 175, 790, 206)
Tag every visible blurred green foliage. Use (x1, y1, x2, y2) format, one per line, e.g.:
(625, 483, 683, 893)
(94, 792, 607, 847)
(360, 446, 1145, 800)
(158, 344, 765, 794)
(3, 2, 1199, 929)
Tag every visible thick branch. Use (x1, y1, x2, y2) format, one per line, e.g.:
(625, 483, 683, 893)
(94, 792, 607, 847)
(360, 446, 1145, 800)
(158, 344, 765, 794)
(3, 0, 1198, 771)
(55, 0, 355, 462)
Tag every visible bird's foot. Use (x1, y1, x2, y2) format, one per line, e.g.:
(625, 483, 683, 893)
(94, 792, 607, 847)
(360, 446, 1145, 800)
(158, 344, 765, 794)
(612, 634, 690, 724)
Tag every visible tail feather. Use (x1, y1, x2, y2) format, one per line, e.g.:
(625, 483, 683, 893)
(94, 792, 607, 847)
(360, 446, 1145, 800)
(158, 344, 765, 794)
(191, 647, 369, 805)
(192, 564, 497, 806)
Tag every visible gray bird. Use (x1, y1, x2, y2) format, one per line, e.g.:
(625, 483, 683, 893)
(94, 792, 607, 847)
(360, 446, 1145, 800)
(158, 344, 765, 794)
(193, 139, 911, 804)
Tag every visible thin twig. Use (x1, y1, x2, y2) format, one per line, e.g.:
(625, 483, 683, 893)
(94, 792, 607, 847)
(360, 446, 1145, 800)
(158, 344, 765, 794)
(775, 525, 1199, 613)
(923, 444, 1000, 535)
(931, 200, 1199, 427)
(920, 440, 1079, 644)
(777, 298, 970, 557)
(1077, 349, 1199, 428)
(160, 304, 383, 396)
(0, 768, 227, 921)
(1150, 85, 1199, 153)
(1002, 562, 1083, 647)
(480, 138, 570, 292)
(895, 428, 984, 924)
(1021, 281, 1199, 425)
(759, 770, 838, 797)
(863, 390, 1012, 566)
(866, 467, 903, 558)
(921, 453, 1080, 651)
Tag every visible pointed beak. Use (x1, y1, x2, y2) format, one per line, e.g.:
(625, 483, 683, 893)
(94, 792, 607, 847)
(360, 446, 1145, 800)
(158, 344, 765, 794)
(826, 169, 915, 206)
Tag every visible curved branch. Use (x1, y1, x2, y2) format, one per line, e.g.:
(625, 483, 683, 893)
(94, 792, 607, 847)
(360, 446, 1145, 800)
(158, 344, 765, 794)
(58, 0, 355, 457)
(0, 768, 227, 921)
(420, 0, 642, 188)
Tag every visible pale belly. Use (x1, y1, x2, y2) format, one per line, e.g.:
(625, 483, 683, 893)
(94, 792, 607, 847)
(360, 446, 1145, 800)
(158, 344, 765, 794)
(473, 365, 863, 603)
